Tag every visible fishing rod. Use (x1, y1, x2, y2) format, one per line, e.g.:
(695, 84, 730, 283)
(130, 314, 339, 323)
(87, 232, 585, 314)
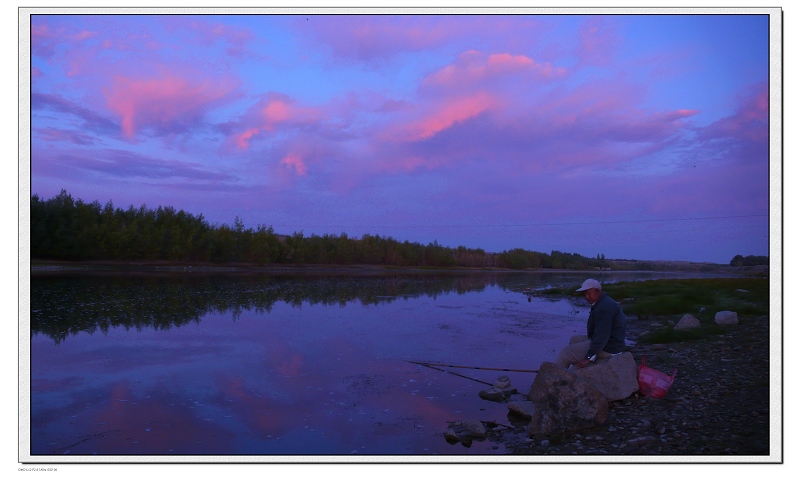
(406, 360, 495, 386)
(407, 360, 539, 374)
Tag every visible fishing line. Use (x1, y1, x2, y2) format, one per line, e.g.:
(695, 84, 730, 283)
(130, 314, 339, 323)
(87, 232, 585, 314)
(406, 360, 494, 386)
(408, 360, 539, 374)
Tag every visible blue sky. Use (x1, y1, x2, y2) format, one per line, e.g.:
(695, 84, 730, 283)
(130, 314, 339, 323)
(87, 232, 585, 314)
(25, 9, 777, 264)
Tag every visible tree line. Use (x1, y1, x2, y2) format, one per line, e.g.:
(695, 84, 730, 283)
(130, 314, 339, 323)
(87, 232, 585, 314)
(31, 190, 615, 270)
(729, 254, 769, 266)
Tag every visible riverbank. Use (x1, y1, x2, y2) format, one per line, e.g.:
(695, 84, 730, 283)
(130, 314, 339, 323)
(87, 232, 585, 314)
(488, 313, 773, 458)
(28, 259, 766, 277)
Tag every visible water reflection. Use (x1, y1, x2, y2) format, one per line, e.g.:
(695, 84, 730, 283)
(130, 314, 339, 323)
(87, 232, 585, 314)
(28, 269, 721, 457)
(30, 269, 709, 344)
(31, 272, 513, 343)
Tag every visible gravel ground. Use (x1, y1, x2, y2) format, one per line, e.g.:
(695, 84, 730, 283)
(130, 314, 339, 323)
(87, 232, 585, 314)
(486, 314, 774, 459)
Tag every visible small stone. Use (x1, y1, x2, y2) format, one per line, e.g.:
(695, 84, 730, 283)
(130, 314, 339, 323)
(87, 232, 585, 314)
(715, 311, 739, 325)
(459, 419, 487, 438)
(443, 429, 460, 443)
(675, 314, 701, 330)
(479, 387, 505, 401)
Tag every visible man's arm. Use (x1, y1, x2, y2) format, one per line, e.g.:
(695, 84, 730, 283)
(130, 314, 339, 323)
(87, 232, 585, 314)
(585, 299, 614, 360)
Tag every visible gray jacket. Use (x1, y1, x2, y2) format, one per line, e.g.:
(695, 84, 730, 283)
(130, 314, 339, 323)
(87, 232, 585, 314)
(585, 292, 627, 360)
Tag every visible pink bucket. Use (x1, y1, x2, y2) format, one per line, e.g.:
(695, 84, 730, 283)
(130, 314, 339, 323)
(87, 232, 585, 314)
(638, 354, 677, 398)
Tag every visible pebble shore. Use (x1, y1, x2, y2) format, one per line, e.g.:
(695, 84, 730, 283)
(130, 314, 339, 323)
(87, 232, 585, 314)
(489, 314, 772, 457)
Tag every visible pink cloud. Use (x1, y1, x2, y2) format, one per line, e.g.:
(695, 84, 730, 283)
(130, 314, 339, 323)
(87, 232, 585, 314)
(235, 127, 261, 149)
(226, 93, 322, 150)
(423, 50, 567, 90)
(699, 84, 768, 143)
(300, 15, 550, 65)
(31, 21, 60, 58)
(280, 153, 308, 176)
(488, 52, 534, 66)
(384, 92, 498, 143)
(71, 30, 97, 41)
(346, 67, 709, 186)
(263, 99, 291, 125)
(511, 78, 699, 152)
(104, 74, 238, 139)
(31, 19, 100, 60)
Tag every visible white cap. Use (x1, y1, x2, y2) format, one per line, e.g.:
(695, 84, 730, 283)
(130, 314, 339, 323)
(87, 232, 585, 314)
(575, 279, 602, 292)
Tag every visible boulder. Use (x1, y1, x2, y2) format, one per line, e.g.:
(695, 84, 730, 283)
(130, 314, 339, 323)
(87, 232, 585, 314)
(570, 352, 639, 401)
(675, 313, 701, 330)
(526, 362, 609, 437)
(715, 311, 739, 325)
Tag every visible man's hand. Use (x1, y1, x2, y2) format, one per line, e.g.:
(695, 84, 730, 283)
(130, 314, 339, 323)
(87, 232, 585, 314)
(576, 359, 591, 369)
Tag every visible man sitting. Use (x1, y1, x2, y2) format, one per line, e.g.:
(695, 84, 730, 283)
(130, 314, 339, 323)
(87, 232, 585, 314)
(556, 279, 627, 368)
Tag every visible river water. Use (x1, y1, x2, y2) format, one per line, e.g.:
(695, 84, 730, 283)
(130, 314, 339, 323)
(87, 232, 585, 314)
(26, 268, 721, 458)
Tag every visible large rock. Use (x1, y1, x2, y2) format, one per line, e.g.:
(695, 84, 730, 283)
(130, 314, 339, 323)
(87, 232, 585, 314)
(526, 362, 608, 437)
(715, 310, 739, 325)
(675, 313, 701, 330)
(570, 352, 639, 401)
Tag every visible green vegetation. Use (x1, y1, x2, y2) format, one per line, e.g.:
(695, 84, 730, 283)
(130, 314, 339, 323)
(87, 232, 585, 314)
(604, 278, 770, 318)
(535, 278, 770, 344)
(729, 254, 769, 266)
(31, 190, 617, 269)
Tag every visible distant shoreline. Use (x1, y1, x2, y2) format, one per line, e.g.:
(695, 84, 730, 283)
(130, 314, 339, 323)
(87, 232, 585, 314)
(27, 259, 766, 277)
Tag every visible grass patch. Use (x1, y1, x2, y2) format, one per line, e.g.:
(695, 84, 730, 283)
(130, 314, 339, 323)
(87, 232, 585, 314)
(534, 277, 770, 344)
(604, 278, 769, 319)
(538, 277, 769, 317)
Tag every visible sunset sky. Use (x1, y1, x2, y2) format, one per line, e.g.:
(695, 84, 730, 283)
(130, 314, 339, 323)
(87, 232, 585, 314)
(27, 11, 776, 264)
